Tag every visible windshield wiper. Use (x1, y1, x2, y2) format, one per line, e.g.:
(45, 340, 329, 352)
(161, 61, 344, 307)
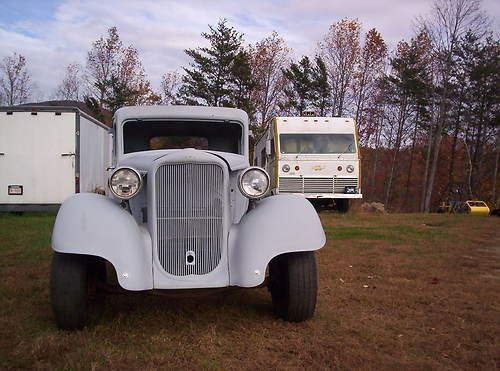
(337, 143, 353, 159)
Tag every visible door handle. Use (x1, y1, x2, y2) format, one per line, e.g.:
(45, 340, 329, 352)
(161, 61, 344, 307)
(0, 152, 5, 156)
(61, 152, 75, 157)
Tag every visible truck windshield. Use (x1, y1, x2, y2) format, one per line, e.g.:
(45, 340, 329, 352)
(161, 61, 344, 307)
(280, 134, 356, 154)
(123, 120, 242, 154)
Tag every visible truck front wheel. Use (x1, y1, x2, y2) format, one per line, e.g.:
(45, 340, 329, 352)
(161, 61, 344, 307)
(268, 252, 317, 322)
(50, 252, 106, 330)
(335, 199, 349, 213)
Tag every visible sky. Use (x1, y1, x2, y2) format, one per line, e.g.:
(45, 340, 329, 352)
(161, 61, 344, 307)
(0, 0, 498, 101)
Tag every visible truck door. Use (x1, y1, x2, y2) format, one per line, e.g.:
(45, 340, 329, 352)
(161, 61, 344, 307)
(0, 111, 76, 205)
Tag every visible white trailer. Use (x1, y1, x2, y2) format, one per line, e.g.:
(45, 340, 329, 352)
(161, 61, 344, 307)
(0, 106, 112, 212)
(253, 116, 362, 212)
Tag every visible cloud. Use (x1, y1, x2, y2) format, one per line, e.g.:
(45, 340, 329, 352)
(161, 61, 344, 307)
(0, 0, 498, 100)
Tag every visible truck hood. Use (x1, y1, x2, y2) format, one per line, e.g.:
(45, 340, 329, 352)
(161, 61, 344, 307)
(117, 149, 249, 173)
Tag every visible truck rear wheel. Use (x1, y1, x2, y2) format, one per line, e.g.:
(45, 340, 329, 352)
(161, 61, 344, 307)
(335, 199, 349, 213)
(268, 252, 317, 322)
(50, 252, 106, 330)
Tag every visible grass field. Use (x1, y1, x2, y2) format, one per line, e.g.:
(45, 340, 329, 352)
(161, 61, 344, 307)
(0, 212, 499, 370)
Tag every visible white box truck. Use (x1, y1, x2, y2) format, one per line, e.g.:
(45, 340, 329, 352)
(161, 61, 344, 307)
(0, 106, 112, 212)
(253, 116, 362, 212)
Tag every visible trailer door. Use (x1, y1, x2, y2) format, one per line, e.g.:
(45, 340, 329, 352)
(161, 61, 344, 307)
(0, 111, 76, 205)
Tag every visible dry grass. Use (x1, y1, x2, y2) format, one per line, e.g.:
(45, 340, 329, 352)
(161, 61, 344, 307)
(0, 212, 499, 370)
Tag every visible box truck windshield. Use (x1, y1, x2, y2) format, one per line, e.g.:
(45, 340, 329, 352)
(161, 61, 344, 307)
(280, 133, 356, 154)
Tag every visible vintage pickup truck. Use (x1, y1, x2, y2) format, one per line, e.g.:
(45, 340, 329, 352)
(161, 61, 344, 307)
(50, 106, 326, 329)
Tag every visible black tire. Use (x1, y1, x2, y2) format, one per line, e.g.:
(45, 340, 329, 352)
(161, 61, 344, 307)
(50, 252, 106, 330)
(335, 199, 349, 213)
(268, 252, 317, 322)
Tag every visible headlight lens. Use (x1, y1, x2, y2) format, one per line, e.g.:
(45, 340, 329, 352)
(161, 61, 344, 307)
(346, 165, 355, 173)
(282, 164, 290, 172)
(109, 167, 142, 199)
(239, 167, 270, 199)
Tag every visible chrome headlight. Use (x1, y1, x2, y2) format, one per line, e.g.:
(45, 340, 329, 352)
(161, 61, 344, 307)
(109, 167, 142, 199)
(346, 165, 355, 173)
(282, 164, 290, 172)
(239, 167, 270, 199)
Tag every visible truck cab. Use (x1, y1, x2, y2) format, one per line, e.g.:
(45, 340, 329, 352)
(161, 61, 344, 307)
(50, 106, 326, 329)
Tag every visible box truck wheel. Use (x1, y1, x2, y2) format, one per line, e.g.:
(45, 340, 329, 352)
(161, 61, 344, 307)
(50, 252, 106, 330)
(268, 252, 317, 322)
(335, 199, 349, 213)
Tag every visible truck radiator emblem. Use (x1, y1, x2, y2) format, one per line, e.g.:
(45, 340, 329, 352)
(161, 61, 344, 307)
(155, 163, 224, 276)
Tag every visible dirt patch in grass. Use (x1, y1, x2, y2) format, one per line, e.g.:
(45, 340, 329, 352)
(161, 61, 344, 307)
(0, 212, 498, 370)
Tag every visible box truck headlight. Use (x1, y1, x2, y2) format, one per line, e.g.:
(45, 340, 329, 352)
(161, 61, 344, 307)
(282, 164, 290, 172)
(239, 167, 270, 199)
(346, 165, 355, 173)
(109, 167, 142, 199)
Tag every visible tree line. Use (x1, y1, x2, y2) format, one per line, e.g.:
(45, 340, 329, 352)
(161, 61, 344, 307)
(0, 0, 498, 211)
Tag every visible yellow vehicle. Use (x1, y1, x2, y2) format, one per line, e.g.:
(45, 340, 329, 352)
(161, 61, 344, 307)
(465, 200, 490, 216)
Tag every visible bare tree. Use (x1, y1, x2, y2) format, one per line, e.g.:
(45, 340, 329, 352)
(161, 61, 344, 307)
(160, 71, 182, 105)
(353, 28, 387, 142)
(319, 18, 361, 116)
(0, 52, 31, 106)
(86, 26, 158, 113)
(55, 63, 85, 101)
(419, 0, 487, 212)
(493, 128, 500, 207)
(250, 31, 290, 128)
(86, 26, 122, 106)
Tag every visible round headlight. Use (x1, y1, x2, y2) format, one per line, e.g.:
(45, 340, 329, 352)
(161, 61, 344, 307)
(239, 167, 270, 199)
(109, 167, 142, 199)
(282, 164, 290, 172)
(346, 165, 355, 173)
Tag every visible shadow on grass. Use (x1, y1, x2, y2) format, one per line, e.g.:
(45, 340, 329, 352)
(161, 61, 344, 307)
(102, 286, 274, 327)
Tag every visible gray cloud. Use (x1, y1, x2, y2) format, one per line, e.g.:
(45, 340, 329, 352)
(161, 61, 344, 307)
(1, 0, 498, 100)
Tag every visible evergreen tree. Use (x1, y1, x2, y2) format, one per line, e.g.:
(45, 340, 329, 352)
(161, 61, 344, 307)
(310, 56, 330, 116)
(453, 32, 500, 197)
(230, 49, 256, 116)
(281, 56, 331, 116)
(281, 56, 313, 115)
(380, 32, 433, 208)
(179, 19, 254, 109)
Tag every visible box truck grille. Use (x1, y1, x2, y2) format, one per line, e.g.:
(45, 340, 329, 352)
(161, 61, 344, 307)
(279, 177, 358, 194)
(155, 163, 224, 276)
(334, 177, 358, 193)
(279, 177, 333, 193)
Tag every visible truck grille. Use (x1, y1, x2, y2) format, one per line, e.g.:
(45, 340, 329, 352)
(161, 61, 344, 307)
(279, 177, 358, 194)
(155, 163, 224, 276)
(333, 177, 358, 193)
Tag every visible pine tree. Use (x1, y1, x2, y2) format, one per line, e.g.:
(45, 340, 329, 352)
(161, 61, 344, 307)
(310, 56, 330, 116)
(179, 19, 253, 108)
(281, 56, 313, 115)
(381, 32, 433, 208)
(281, 56, 331, 116)
(230, 49, 256, 116)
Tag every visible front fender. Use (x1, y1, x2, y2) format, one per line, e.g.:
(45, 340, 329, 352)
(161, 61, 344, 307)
(229, 194, 326, 287)
(52, 193, 153, 290)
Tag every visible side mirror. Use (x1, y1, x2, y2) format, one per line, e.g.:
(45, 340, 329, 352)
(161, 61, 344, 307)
(265, 140, 272, 156)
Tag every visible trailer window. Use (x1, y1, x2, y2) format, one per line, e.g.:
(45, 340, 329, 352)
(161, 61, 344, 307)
(123, 120, 242, 154)
(280, 134, 356, 154)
